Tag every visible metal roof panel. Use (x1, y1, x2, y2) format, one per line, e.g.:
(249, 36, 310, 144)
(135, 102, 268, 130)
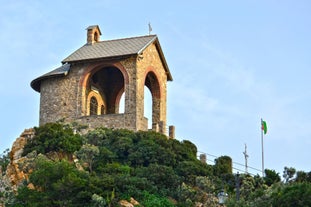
(62, 35, 157, 63)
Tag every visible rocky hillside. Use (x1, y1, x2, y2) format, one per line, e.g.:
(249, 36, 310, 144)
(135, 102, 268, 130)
(2, 123, 311, 207)
(5, 129, 34, 191)
(1, 123, 222, 207)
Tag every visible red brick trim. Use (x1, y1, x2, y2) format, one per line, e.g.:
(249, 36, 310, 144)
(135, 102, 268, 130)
(143, 66, 162, 99)
(80, 62, 129, 88)
(115, 87, 125, 113)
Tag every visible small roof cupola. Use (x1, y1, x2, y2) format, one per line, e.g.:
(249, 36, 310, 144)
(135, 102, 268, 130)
(87, 25, 102, 45)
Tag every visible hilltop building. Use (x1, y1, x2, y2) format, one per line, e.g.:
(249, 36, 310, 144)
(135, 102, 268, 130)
(31, 25, 174, 137)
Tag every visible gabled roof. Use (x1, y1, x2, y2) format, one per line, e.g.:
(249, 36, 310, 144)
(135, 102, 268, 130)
(63, 35, 157, 62)
(62, 34, 172, 80)
(31, 34, 172, 92)
(62, 35, 157, 63)
(31, 63, 70, 92)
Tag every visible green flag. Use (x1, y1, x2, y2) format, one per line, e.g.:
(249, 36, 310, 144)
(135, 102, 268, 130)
(261, 119, 267, 134)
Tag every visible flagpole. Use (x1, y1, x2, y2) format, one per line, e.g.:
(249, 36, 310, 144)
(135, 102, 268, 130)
(261, 118, 265, 177)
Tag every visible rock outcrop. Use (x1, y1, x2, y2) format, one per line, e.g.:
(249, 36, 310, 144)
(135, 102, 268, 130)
(119, 197, 140, 207)
(4, 128, 82, 192)
(5, 129, 35, 191)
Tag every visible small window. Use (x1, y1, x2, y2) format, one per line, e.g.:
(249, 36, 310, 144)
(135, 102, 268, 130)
(90, 96, 98, 115)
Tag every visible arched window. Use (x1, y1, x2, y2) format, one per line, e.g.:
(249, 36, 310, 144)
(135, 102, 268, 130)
(90, 96, 98, 115)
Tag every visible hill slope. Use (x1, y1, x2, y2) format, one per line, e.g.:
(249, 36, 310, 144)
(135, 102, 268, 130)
(2, 123, 311, 207)
(1, 123, 220, 207)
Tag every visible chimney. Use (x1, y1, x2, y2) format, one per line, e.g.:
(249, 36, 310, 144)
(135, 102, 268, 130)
(86, 25, 102, 45)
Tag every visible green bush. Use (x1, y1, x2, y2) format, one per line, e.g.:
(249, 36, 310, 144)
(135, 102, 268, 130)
(11, 157, 91, 207)
(0, 148, 10, 176)
(271, 182, 311, 207)
(213, 155, 232, 175)
(135, 164, 180, 196)
(141, 191, 175, 207)
(22, 123, 83, 155)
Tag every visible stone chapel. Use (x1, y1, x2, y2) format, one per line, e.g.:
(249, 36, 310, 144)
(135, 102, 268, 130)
(31, 25, 174, 137)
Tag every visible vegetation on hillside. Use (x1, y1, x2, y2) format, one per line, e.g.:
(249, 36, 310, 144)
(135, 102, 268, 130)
(1, 122, 311, 206)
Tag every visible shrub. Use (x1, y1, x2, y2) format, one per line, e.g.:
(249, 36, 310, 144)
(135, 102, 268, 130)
(22, 123, 83, 156)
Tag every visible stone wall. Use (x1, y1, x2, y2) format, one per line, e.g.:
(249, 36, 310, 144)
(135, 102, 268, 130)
(38, 40, 169, 134)
(39, 67, 80, 125)
(119, 43, 169, 132)
(136, 42, 168, 131)
(76, 113, 148, 131)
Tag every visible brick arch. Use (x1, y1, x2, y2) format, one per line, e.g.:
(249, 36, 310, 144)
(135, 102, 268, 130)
(115, 87, 125, 113)
(143, 66, 162, 99)
(80, 62, 129, 87)
(143, 66, 164, 130)
(80, 62, 129, 116)
(86, 90, 105, 115)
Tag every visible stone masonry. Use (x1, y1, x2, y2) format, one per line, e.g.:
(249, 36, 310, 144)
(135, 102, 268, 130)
(31, 25, 174, 136)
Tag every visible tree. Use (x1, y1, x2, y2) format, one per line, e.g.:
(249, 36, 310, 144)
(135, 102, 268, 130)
(84, 128, 108, 146)
(176, 160, 211, 185)
(239, 174, 256, 200)
(214, 156, 232, 175)
(295, 170, 311, 183)
(271, 182, 311, 207)
(181, 140, 198, 159)
(11, 157, 91, 207)
(90, 194, 106, 207)
(75, 144, 99, 173)
(140, 191, 175, 207)
(135, 164, 180, 196)
(22, 123, 83, 156)
(264, 169, 281, 186)
(0, 149, 10, 176)
(195, 176, 216, 193)
(283, 166, 296, 183)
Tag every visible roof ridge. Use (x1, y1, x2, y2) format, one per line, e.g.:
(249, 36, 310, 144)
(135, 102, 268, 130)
(62, 34, 159, 64)
(98, 34, 157, 44)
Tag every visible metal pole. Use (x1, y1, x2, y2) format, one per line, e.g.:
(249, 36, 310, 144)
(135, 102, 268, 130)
(243, 143, 249, 174)
(235, 172, 240, 201)
(261, 118, 265, 177)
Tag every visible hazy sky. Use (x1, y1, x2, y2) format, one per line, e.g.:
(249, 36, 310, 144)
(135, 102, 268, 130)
(1, 0, 310, 175)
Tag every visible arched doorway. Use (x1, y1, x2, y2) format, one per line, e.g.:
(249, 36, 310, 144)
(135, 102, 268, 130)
(144, 86, 153, 129)
(86, 66, 125, 115)
(144, 71, 161, 130)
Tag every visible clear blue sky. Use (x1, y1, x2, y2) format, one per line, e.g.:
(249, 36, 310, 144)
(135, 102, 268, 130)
(1, 0, 310, 176)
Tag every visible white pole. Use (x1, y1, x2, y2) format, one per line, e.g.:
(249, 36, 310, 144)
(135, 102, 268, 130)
(261, 118, 265, 177)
